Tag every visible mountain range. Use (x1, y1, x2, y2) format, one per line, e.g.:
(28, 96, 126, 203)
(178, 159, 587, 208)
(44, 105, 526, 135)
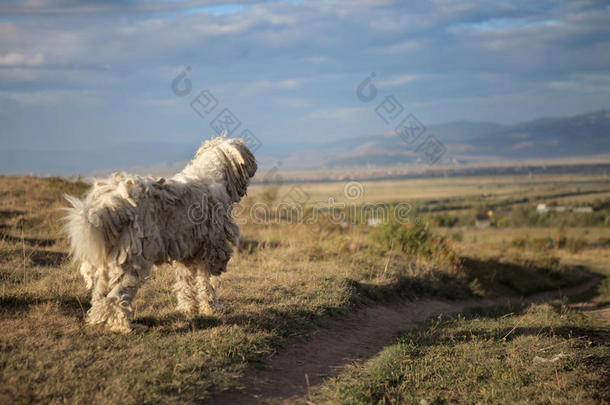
(287, 110, 610, 169)
(1, 110, 609, 176)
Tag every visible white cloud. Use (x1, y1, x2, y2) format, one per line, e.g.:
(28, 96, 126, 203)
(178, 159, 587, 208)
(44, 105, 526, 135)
(368, 39, 423, 54)
(550, 80, 610, 93)
(0, 68, 39, 82)
(191, 19, 254, 35)
(0, 89, 102, 106)
(304, 56, 328, 64)
(308, 107, 369, 122)
(549, 72, 610, 93)
(376, 74, 423, 88)
(146, 98, 183, 112)
(246, 78, 304, 92)
(0, 22, 15, 36)
(0, 52, 45, 67)
(277, 97, 313, 108)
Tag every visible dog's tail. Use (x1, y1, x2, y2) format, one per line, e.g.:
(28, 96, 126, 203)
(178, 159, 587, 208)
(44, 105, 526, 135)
(63, 194, 107, 266)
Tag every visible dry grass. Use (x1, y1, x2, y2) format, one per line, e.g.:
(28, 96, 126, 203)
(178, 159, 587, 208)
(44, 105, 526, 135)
(0, 176, 463, 403)
(248, 173, 610, 206)
(0, 174, 605, 403)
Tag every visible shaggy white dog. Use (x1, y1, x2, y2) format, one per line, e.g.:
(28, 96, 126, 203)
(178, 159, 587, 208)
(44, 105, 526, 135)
(64, 136, 257, 333)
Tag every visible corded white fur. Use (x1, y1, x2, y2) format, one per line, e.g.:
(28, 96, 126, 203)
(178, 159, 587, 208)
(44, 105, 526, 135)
(64, 137, 257, 333)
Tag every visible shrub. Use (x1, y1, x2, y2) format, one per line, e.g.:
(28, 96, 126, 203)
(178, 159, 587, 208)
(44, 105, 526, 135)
(531, 237, 555, 251)
(596, 237, 610, 247)
(511, 235, 588, 253)
(565, 237, 587, 253)
(370, 223, 457, 264)
(510, 236, 528, 249)
(451, 230, 464, 242)
(598, 278, 610, 301)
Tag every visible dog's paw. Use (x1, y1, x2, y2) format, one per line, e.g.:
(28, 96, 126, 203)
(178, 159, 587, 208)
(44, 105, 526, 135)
(175, 304, 198, 315)
(107, 322, 148, 334)
(199, 302, 226, 316)
(108, 323, 134, 334)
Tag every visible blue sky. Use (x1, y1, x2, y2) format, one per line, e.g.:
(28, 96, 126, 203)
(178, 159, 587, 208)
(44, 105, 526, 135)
(1, 0, 609, 154)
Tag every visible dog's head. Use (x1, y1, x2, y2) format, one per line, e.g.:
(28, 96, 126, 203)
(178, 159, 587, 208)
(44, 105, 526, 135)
(194, 136, 258, 202)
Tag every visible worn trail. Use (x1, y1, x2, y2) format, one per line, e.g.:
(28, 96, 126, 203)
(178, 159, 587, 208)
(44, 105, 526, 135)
(209, 278, 600, 405)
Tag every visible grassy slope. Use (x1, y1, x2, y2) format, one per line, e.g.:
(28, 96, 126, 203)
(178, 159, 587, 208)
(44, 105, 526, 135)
(318, 303, 609, 404)
(455, 227, 610, 305)
(318, 227, 610, 405)
(0, 175, 605, 403)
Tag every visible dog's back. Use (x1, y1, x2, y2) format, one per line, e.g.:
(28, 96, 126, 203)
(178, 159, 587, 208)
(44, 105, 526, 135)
(65, 174, 165, 266)
(64, 172, 239, 271)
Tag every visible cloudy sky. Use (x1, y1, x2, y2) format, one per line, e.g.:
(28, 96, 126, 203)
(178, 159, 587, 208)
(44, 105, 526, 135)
(1, 0, 610, 158)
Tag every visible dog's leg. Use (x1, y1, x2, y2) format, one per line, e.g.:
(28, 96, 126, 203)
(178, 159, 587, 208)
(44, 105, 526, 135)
(209, 274, 225, 311)
(86, 263, 145, 333)
(195, 264, 224, 315)
(173, 261, 198, 314)
(105, 263, 145, 333)
(79, 260, 95, 290)
(86, 265, 111, 326)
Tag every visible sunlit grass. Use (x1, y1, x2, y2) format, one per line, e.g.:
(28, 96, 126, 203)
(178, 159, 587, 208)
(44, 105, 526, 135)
(0, 174, 606, 403)
(319, 304, 609, 404)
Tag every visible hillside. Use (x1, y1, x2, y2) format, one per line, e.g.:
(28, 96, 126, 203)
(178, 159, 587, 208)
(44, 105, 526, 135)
(1, 110, 608, 176)
(314, 110, 610, 168)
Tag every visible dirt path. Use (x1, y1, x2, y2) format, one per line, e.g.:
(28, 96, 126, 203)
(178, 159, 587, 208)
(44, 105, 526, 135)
(209, 277, 600, 405)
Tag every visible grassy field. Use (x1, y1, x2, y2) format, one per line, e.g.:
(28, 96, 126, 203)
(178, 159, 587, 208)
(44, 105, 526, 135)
(318, 303, 609, 404)
(0, 174, 608, 403)
(248, 173, 610, 206)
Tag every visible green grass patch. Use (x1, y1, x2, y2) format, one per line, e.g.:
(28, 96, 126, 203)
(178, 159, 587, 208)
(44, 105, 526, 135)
(319, 304, 609, 404)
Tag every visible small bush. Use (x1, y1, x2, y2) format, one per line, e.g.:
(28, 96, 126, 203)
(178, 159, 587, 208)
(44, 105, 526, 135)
(370, 223, 456, 263)
(596, 237, 610, 247)
(598, 278, 610, 302)
(510, 235, 588, 253)
(451, 230, 464, 242)
(565, 237, 587, 253)
(531, 237, 554, 251)
(532, 253, 561, 271)
(510, 236, 528, 249)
